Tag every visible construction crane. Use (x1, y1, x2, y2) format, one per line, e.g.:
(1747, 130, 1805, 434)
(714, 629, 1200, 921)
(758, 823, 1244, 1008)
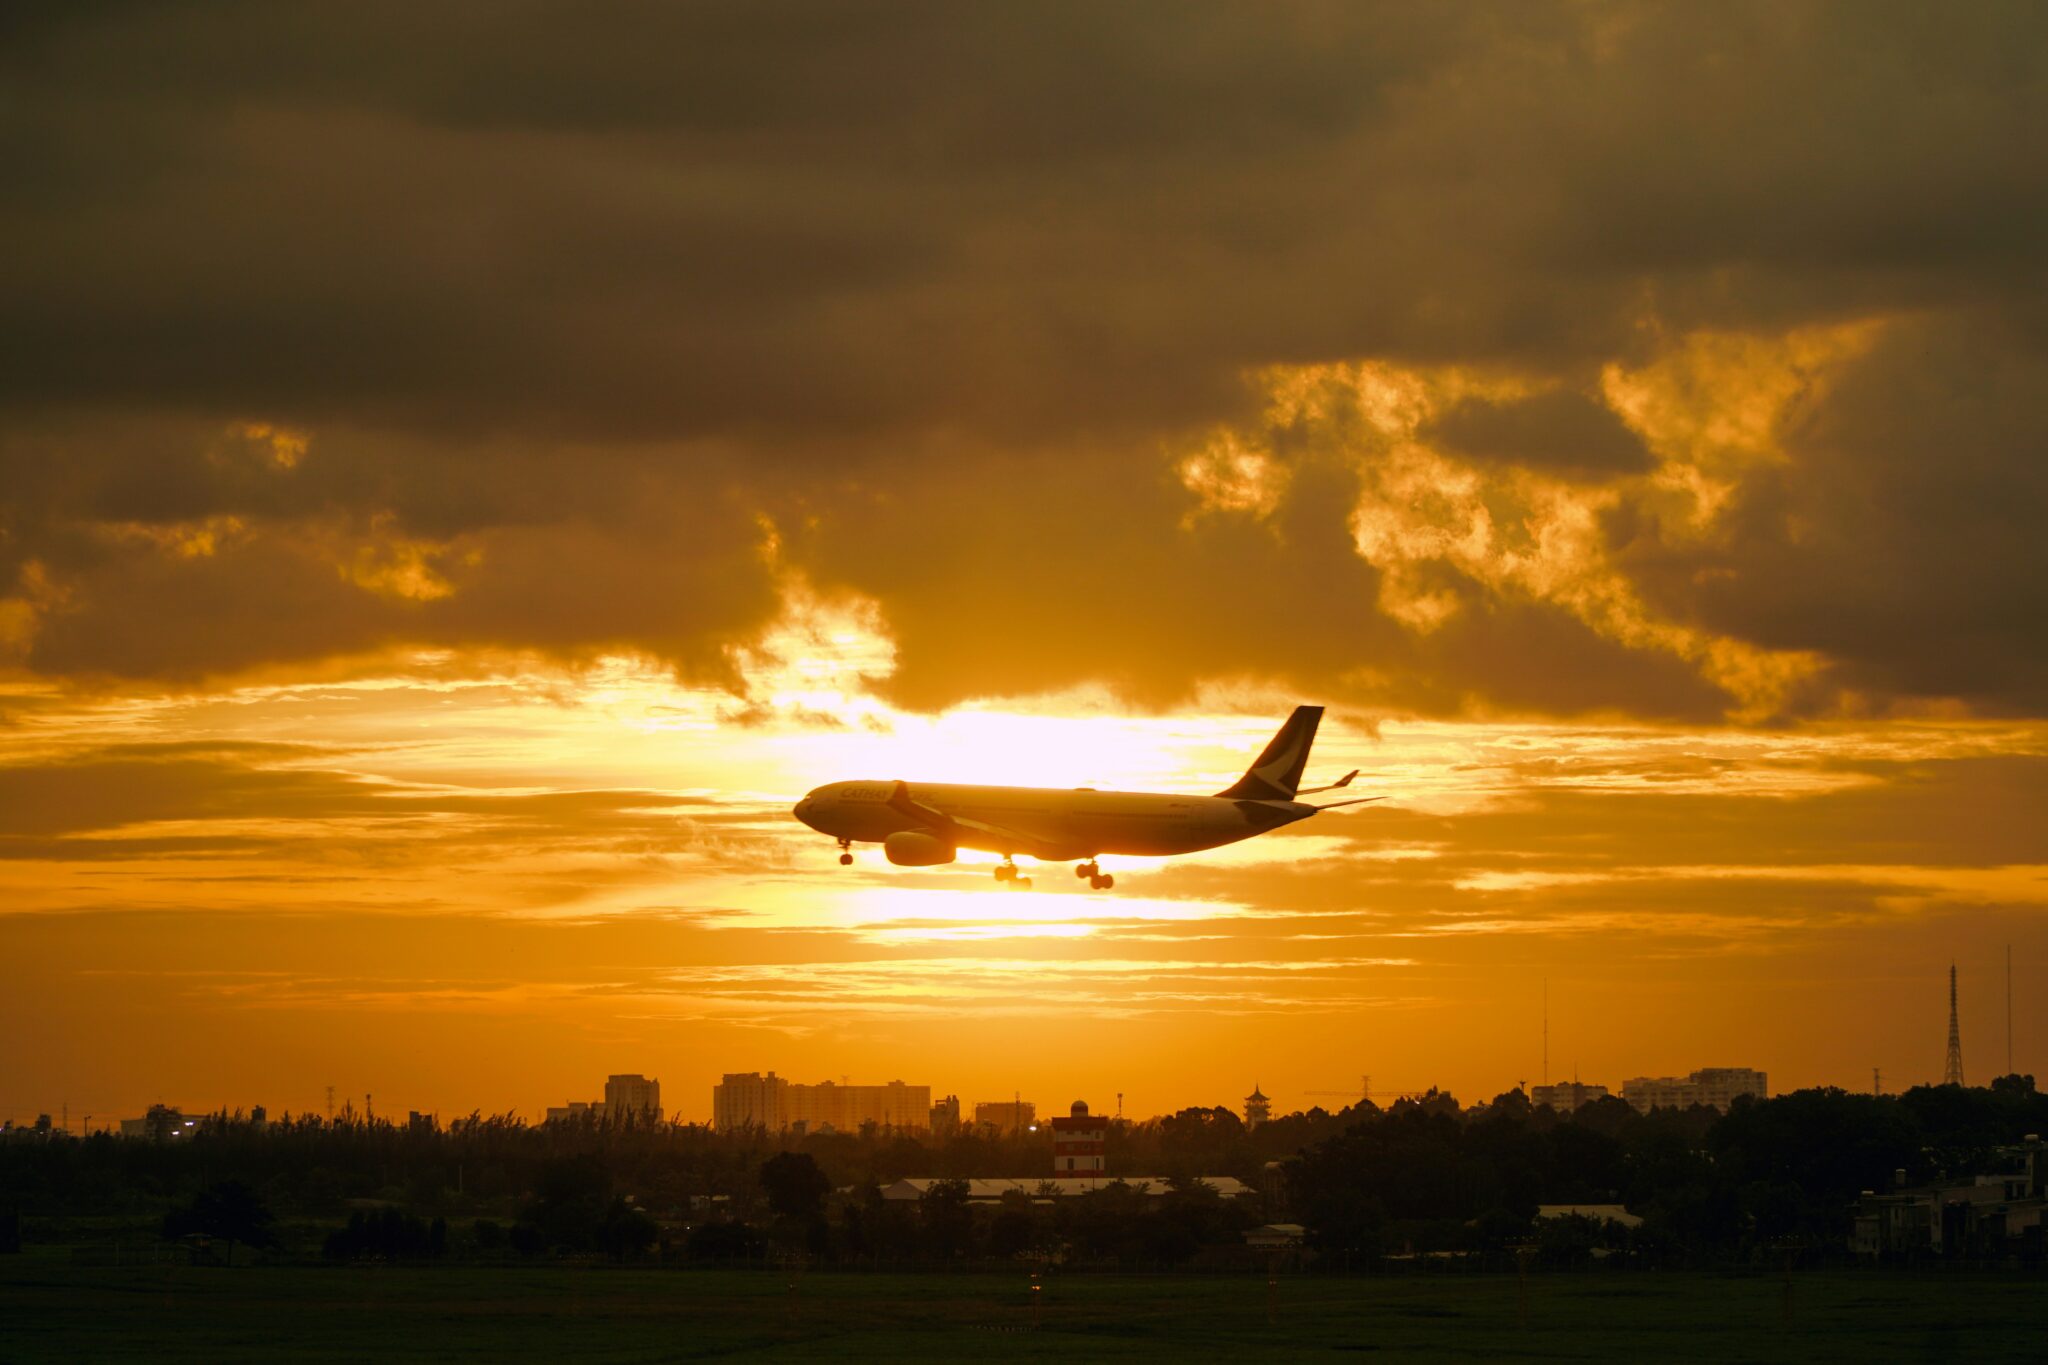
(1302, 1075, 1431, 1107)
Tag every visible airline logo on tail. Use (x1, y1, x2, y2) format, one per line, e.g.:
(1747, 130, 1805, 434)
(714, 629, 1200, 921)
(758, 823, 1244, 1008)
(1215, 704, 1324, 801)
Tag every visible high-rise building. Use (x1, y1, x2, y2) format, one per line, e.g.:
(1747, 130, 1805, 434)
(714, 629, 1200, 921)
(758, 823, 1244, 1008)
(1051, 1100, 1106, 1174)
(119, 1105, 197, 1140)
(605, 1074, 663, 1124)
(786, 1079, 928, 1131)
(974, 1100, 1036, 1133)
(1532, 1081, 1611, 1113)
(546, 1074, 663, 1125)
(713, 1072, 788, 1130)
(544, 1100, 597, 1124)
(1620, 1068, 1767, 1114)
(1244, 1084, 1270, 1128)
(931, 1094, 961, 1135)
(712, 1072, 930, 1131)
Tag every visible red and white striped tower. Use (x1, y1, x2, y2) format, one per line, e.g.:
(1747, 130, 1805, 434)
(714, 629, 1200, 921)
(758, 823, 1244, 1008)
(1050, 1099, 1106, 1175)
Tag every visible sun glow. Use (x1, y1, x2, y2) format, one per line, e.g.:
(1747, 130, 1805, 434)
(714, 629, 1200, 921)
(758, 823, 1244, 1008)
(9, 651, 2048, 1118)
(8, 585, 2048, 1121)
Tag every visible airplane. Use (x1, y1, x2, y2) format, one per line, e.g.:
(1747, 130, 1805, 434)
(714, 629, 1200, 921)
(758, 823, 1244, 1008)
(791, 705, 1376, 889)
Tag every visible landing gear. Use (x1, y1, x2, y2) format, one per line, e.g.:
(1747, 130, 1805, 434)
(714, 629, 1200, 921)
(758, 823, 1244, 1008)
(837, 839, 853, 866)
(1075, 860, 1114, 891)
(994, 856, 1031, 889)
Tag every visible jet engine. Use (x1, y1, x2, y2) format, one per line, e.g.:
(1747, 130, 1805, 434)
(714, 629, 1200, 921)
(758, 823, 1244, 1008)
(883, 830, 956, 867)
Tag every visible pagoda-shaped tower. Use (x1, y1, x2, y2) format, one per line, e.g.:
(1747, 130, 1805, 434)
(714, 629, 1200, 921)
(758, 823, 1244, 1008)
(1245, 1084, 1271, 1128)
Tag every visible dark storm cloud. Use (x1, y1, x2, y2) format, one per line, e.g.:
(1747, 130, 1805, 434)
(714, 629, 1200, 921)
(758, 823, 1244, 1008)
(795, 443, 1732, 718)
(1611, 321, 2048, 714)
(8, 0, 2044, 437)
(0, 1, 1453, 438)
(4, 1, 2047, 713)
(0, 417, 779, 681)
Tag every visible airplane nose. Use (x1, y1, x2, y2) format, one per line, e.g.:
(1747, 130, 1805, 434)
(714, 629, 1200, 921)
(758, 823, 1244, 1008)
(793, 796, 816, 827)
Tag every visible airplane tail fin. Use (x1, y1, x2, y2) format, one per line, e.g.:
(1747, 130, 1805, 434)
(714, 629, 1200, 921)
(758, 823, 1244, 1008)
(1216, 705, 1324, 801)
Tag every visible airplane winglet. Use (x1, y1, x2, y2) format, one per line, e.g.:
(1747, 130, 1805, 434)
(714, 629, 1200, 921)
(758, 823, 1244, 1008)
(1298, 769, 1361, 796)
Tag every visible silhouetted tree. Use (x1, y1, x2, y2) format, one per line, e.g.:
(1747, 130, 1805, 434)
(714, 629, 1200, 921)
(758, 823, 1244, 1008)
(162, 1179, 277, 1265)
(322, 1208, 444, 1261)
(21, 1075, 2048, 1271)
(840, 1184, 918, 1263)
(986, 1189, 1043, 1258)
(1710, 1088, 1920, 1244)
(918, 1178, 976, 1259)
(596, 1198, 658, 1259)
(1143, 1179, 1251, 1265)
(759, 1151, 831, 1221)
(1057, 1181, 1154, 1263)
(759, 1150, 832, 1252)
(516, 1153, 610, 1252)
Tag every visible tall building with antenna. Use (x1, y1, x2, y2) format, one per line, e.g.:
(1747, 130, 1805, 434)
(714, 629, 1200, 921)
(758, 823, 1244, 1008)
(1944, 962, 1966, 1087)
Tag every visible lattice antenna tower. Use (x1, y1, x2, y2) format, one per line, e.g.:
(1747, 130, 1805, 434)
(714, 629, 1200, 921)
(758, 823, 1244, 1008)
(1943, 962, 1965, 1087)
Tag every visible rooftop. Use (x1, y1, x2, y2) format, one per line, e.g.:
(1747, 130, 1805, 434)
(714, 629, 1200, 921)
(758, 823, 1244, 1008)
(879, 1176, 1252, 1202)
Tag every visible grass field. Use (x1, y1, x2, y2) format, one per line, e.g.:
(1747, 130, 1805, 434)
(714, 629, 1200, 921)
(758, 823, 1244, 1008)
(3, 1256, 2042, 1361)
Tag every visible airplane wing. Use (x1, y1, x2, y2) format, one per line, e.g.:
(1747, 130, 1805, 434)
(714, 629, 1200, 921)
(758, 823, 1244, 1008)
(1309, 795, 1382, 811)
(887, 780, 1067, 859)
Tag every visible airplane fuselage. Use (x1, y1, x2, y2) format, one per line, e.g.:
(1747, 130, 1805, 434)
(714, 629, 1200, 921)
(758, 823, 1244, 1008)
(793, 780, 1315, 861)
(790, 705, 1363, 887)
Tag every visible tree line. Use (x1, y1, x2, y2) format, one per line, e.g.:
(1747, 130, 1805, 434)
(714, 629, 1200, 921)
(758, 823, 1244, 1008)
(3, 1077, 2041, 1267)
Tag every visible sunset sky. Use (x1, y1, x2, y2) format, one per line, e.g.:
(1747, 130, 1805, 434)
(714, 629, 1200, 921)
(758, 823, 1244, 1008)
(4, 2, 2046, 1128)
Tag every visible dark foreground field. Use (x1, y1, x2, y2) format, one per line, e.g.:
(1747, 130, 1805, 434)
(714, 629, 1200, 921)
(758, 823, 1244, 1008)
(4, 1259, 2042, 1362)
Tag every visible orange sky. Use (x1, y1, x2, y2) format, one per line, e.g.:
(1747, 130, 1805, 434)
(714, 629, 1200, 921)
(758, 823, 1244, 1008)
(4, 4, 2047, 1128)
(5, 642, 2043, 1126)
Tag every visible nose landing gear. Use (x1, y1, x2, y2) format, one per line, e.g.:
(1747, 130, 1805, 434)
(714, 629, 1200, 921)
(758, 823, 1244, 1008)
(1074, 860, 1114, 890)
(837, 839, 853, 866)
(994, 856, 1031, 889)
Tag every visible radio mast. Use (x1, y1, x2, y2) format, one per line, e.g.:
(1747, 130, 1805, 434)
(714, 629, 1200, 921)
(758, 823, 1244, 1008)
(1943, 963, 1965, 1087)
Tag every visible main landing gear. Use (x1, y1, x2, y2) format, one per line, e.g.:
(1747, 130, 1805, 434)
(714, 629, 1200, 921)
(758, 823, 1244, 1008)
(1074, 860, 1114, 891)
(836, 838, 853, 866)
(993, 856, 1032, 889)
